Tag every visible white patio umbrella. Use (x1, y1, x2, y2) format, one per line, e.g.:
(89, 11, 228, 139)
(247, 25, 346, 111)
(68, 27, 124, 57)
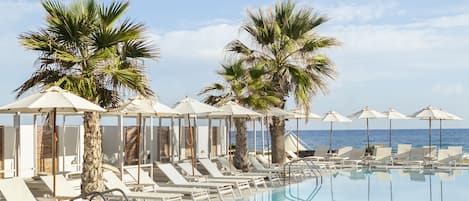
(438, 109, 462, 148)
(382, 108, 410, 147)
(173, 97, 221, 176)
(410, 106, 449, 154)
(322, 111, 352, 150)
(0, 86, 105, 197)
(209, 101, 263, 169)
(350, 107, 386, 150)
(287, 108, 321, 156)
(107, 96, 179, 183)
(257, 107, 293, 164)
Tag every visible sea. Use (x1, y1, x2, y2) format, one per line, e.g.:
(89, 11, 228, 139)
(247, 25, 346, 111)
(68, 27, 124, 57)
(238, 129, 469, 152)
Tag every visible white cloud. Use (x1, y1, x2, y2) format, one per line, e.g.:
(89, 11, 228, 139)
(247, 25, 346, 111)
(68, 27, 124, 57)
(409, 13, 469, 28)
(432, 83, 463, 95)
(150, 23, 240, 63)
(319, 0, 401, 23)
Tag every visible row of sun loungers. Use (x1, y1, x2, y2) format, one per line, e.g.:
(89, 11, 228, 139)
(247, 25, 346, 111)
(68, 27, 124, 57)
(297, 144, 467, 169)
(0, 154, 320, 201)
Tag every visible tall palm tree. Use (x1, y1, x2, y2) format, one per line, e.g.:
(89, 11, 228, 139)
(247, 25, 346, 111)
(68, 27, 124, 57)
(226, 0, 339, 164)
(17, 0, 157, 193)
(200, 60, 279, 171)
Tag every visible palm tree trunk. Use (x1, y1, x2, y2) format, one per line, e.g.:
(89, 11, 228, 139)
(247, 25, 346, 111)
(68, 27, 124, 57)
(269, 116, 285, 164)
(81, 111, 104, 193)
(233, 117, 249, 172)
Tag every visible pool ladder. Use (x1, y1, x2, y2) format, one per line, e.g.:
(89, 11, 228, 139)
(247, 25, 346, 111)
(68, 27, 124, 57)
(283, 158, 323, 185)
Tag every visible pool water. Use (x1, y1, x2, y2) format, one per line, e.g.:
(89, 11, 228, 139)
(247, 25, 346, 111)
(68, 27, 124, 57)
(240, 169, 469, 201)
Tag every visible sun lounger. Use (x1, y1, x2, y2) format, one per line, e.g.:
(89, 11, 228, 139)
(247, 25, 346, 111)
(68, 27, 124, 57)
(393, 144, 412, 162)
(156, 163, 235, 201)
(198, 158, 267, 189)
(176, 162, 252, 195)
(40, 175, 80, 199)
(255, 155, 279, 168)
(432, 149, 454, 168)
(397, 148, 424, 168)
(342, 149, 364, 167)
(448, 146, 468, 166)
(216, 156, 281, 186)
(0, 177, 36, 201)
(305, 145, 329, 161)
(124, 167, 211, 201)
(329, 146, 353, 162)
(103, 171, 183, 201)
(249, 155, 305, 180)
(369, 147, 392, 167)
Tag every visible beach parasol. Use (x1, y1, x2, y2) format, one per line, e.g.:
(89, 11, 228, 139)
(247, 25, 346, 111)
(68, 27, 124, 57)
(0, 86, 105, 197)
(322, 111, 352, 150)
(209, 101, 262, 169)
(107, 96, 178, 183)
(350, 106, 386, 150)
(437, 109, 462, 148)
(259, 107, 293, 164)
(173, 97, 221, 176)
(287, 108, 321, 156)
(410, 106, 449, 156)
(382, 108, 410, 147)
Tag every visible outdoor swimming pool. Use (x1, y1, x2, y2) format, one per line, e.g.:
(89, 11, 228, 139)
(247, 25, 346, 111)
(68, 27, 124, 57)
(240, 169, 469, 201)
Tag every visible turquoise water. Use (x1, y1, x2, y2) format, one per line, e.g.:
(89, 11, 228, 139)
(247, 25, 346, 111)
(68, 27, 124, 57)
(240, 169, 469, 201)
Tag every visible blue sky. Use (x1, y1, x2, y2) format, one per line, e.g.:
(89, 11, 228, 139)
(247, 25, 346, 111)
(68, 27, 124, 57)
(0, 0, 468, 130)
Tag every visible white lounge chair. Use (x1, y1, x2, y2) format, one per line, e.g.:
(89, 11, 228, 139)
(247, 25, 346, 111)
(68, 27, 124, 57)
(342, 149, 364, 168)
(124, 167, 211, 201)
(156, 163, 235, 201)
(176, 162, 252, 195)
(305, 145, 329, 161)
(369, 147, 392, 167)
(216, 156, 281, 186)
(198, 158, 267, 189)
(397, 148, 424, 168)
(103, 171, 183, 201)
(392, 144, 412, 164)
(0, 177, 36, 201)
(448, 146, 467, 166)
(40, 175, 80, 199)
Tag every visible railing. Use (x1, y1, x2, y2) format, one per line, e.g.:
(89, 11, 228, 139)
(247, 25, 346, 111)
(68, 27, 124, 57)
(283, 158, 323, 185)
(70, 188, 129, 201)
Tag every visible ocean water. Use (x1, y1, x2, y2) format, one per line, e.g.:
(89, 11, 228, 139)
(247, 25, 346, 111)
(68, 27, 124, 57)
(239, 129, 469, 152)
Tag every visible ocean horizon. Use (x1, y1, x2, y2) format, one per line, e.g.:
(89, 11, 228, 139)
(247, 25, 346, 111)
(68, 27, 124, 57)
(239, 128, 469, 152)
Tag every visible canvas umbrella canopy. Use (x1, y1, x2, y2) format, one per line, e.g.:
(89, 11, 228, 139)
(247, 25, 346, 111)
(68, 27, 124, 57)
(173, 97, 221, 176)
(107, 96, 179, 183)
(287, 108, 321, 156)
(322, 111, 352, 150)
(410, 106, 450, 155)
(0, 86, 105, 197)
(349, 107, 386, 150)
(437, 109, 462, 148)
(382, 108, 410, 147)
(209, 101, 263, 169)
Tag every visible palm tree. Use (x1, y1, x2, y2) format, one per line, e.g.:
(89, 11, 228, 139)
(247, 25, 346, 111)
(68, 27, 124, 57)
(200, 60, 279, 171)
(17, 0, 157, 193)
(226, 0, 339, 164)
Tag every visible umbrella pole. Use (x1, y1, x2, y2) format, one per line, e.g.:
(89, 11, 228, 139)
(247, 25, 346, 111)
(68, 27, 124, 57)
(188, 114, 195, 176)
(296, 118, 299, 157)
(389, 119, 392, 148)
(439, 119, 442, 148)
(367, 118, 370, 151)
(137, 113, 142, 184)
(52, 108, 57, 197)
(329, 122, 333, 151)
(429, 118, 432, 157)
